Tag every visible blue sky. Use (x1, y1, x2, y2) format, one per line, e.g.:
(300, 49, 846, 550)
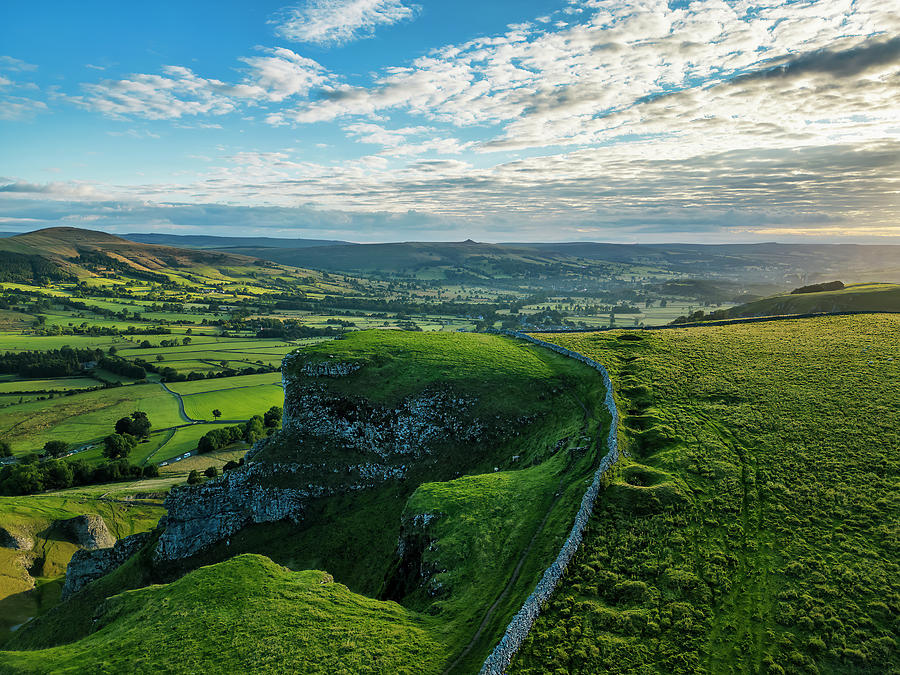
(1, 0, 898, 242)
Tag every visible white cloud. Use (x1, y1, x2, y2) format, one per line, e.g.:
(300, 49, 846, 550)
(273, 0, 418, 46)
(0, 56, 37, 72)
(0, 97, 47, 120)
(73, 49, 330, 119)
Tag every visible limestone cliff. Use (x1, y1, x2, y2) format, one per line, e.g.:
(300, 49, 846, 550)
(62, 532, 152, 599)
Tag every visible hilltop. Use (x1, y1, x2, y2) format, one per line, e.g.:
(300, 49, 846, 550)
(3, 330, 612, 673)
(0, 227, 273, 284)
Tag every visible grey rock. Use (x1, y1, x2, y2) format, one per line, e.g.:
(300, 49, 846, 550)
(0, 526, 32, 551)
(55, 515, 116, 550)
(61, 531, 152, 599)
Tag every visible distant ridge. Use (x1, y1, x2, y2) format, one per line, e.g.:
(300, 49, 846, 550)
(125, 233, 351, 250)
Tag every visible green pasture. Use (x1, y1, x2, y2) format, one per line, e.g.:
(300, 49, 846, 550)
(180, 384, 284, 421)
(512, 314, 900, 674)
(166, 372, 282, 395)
(0, 384, 183, 455)
(0, 378, 98, 394)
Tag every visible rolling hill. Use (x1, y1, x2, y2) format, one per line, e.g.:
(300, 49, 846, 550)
(722, 282, 900, 317)
(3, 330, 612, 673)
(205, 239, 900, 286)
(0, 227, 273, 283)
(124, 233, 351, 250)
(512, 315, 899, 673)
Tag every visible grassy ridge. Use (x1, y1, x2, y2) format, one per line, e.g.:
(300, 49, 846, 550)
(0, 554, 448, 674)
(511, 315, 899, 674)
(726, 282, 900, 318)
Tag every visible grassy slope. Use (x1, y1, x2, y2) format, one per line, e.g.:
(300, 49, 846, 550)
(252, 331, 611, 671)
(0, 554, 448, 674)
(511, 315, 899, 674)
(726, 283, 900, 317)
(0, 495, 164, 637)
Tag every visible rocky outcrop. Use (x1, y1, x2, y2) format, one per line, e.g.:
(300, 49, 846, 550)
(55, 515, 116, 550)
(296, 359, 361, 378)
(61, 531, 152, 599)
(155, 462, 313, 562)
(153, 460, 408, 562)
(0, 526, 32, 551)
(281, 379, 482, 461)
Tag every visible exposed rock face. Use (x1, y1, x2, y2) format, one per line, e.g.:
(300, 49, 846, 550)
(281, 378, 482, 460)
(0, 526, 32, 551)
(155, 463, 313, 562)
(55, 515, 116, 550)
(61, 531, 152, 599)
(295, 359, 361, 378)
(384, 511, 447, 601)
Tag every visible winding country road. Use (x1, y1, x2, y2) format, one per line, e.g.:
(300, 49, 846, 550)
(156, 382, 250, 425)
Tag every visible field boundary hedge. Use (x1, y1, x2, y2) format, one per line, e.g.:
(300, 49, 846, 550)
(479, 330, 621, 675)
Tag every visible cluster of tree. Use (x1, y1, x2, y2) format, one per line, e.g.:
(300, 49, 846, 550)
(791, 280, 844, 294)
(101, 411, 152, 460)
(0, 346, 104, 378)
(98, 356, 147, 380)
(75, 252, 172, 284)
(0, 252, 74, 284)
(0, 457, 158, 495)
(197, 406, 281, 454)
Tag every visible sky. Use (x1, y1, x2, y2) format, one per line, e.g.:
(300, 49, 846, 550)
(0, 0, 898, 243)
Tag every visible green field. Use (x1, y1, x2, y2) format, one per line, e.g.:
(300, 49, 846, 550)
(0, 378, 98, 394)
(0, 555, 449, 673)
(0, 384, 184, 455)
(165, 372, 281, 395)
(510, 314, 899, 674)
(180, 384, 284, 421)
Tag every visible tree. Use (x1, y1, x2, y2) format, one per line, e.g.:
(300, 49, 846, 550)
(102, 433, 136, 460)
(156, 354, 164, 362)
(0, 440, 11, 457)
(212, 409, 222, 420)
(43, 440, 69, 458)
(243, 415, 265, 444)
(187, 469, 201, 485)
(129, 411, 151, 438)
(142, 464, 159, 478)
(115, 411, 151, 438)
(182, 337, 192, 345)
(115, 416, 134, 435)
(204, 466, 219, 478)
(263, 406, 283, 428)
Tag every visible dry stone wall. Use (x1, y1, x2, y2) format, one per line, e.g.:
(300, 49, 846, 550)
(479, 330, 621, 675)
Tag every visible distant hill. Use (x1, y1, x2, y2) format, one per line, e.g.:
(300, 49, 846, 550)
(723, 283, 900, 317)
(218, 240, 900, 286)
(124, 232, 351, 250)
(0, 227, 276, 283)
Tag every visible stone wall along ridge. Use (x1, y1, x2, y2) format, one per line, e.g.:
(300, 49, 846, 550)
(479, 330, 621, 675)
